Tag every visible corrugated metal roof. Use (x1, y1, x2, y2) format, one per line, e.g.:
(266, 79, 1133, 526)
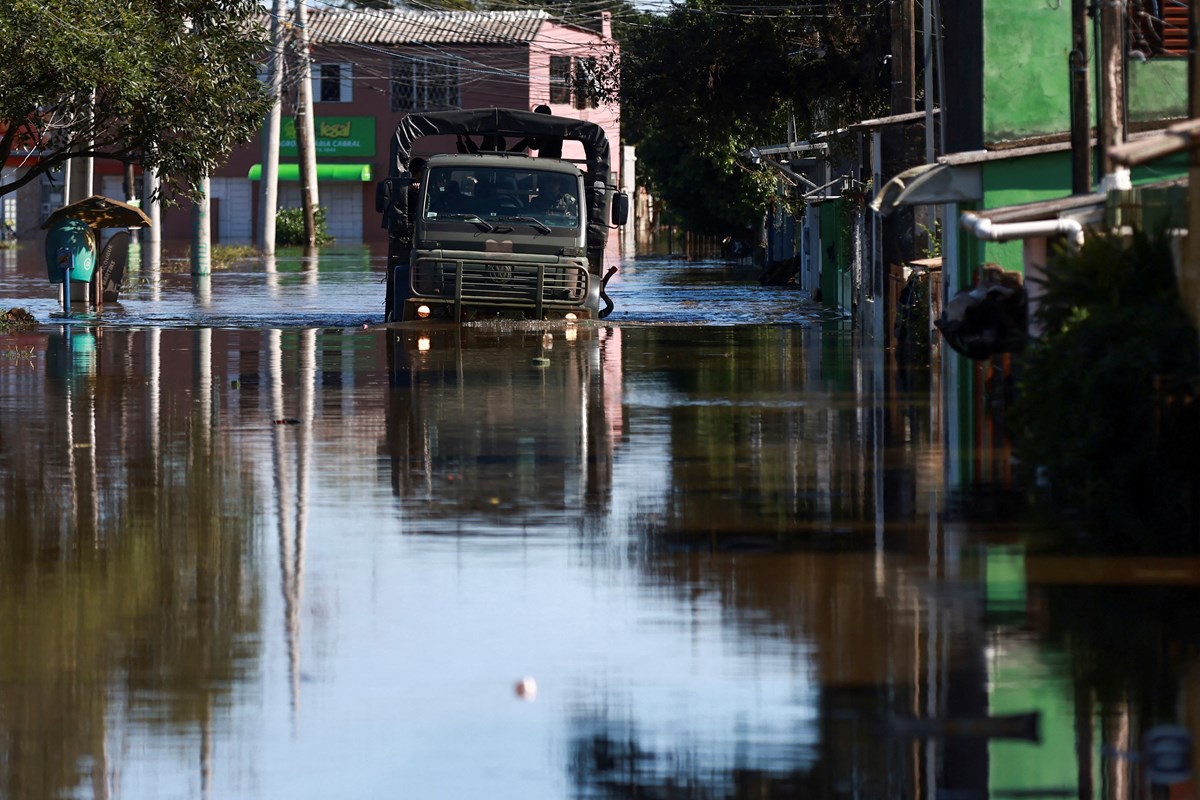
(307, 8, 550, 46)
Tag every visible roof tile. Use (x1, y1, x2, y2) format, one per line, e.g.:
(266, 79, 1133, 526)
(307, 8, 549, 46)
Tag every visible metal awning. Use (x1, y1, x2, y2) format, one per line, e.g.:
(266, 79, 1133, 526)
(969, 191, 1107, 226)
(850, 108, 940, 131)
(248, 163, 373, 182)
(41, 195, 152, 230)
(869, 162, 981, 216)
(1109, 118, 1200, 166)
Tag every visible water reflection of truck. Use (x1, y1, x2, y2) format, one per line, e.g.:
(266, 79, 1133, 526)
(376, 108, 628, 323)
(384, 326, 617, 525)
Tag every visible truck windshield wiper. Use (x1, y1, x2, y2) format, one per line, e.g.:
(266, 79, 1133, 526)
(497, 216, 552, 235)
(438, 213, 494, 232)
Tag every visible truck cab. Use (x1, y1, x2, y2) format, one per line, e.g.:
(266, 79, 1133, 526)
(378, 108, 627, 323)
(402, 154, 596, 322)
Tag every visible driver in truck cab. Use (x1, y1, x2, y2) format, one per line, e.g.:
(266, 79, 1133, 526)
(530, 174, 578, 220)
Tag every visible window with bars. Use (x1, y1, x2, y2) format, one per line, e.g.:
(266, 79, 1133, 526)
(315, 63, 353, 103)
(548, 55, 600, 108)
(573, 57, 599, 110)
(550, 56, 572, 104)
(391, 57, 461, 113)
(1129, 0, 1190, 57)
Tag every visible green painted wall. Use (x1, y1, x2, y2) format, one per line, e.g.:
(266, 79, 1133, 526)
(989, 641, 1082, 797)
(981, 2, 1186, 140)
(983, 1, 1073, 143)
(976, 152, 1074, 273)
(1129, 58, 1188, 123)
(813, 200, 856, 311)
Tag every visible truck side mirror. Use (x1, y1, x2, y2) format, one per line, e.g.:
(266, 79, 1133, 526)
(376, 177, 412, 213)
(378, 176, 414, 230)
(610, 193, 629, 226)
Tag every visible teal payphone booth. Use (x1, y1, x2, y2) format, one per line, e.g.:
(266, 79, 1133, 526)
(41, 195, 151, 314)
(44, 218, 97, 312)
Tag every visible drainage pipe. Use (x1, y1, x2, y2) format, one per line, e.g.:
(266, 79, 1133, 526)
(960, 212, 1085, 250)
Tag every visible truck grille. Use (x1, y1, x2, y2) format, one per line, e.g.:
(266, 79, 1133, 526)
(411, 259, 590, 308)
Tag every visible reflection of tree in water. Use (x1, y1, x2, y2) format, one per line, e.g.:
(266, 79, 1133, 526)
(0, 329, 262, 798)
(565, 698, 919, 800)
(1036, 582, 1200, 718)
(564, 549, 987, 799)
(566, 715, 814, 799)
(620, 326, 928, 549)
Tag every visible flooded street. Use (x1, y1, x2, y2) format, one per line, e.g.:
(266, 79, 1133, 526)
(0, 242, 1197, 799)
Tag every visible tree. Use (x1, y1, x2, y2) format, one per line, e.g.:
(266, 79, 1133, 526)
(0, 0, 272, 201)
(618, 0, 891, 234)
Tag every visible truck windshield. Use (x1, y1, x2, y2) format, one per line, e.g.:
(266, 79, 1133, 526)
(423, 166, 581, 228)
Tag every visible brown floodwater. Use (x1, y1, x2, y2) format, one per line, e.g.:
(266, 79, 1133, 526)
(0, 241, 1196, 798)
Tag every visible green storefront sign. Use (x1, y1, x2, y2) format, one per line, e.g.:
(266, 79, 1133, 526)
(279, 116, 375, 157)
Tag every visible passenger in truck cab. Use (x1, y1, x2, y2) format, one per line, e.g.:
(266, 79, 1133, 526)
(428, 173, 464, 214)
(530, 174, 578, 220)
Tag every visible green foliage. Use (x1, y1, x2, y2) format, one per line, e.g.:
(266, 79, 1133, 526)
(619, 0, 890, 234)
(211, 244, 258, 268)
(918, 219, 942, 258)
(0, 307, 36, 333)
(275, 206, 334, 247)
(0, 0, 271, 202)
(1009, 230, 1200, 548)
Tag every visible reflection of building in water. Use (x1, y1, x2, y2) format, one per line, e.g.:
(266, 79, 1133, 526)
(575, 324, 994, 798)
(0, 326, 264, 799)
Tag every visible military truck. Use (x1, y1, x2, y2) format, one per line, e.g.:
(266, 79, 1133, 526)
(376, 108, 628, 323)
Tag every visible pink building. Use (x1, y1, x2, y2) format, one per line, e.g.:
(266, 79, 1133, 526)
(159, 8, 621, 245)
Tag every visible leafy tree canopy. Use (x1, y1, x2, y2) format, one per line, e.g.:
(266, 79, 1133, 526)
(618, 0, 891, 234)
(0, 0, 272, 201)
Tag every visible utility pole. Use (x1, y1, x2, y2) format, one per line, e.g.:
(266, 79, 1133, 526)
(82, 94, 94, 200)
(883, 0, 917, 280)
(293, 0, 319, 246)
(1070, 0, 1091, 194)
(923, 0, 935, 164)
(192, 176, 211, 276)
(143, 165, 161, 248)
(258, 0, 286, 255)
(1098, 0, 1128, 189)
(891, 0, 916, 115)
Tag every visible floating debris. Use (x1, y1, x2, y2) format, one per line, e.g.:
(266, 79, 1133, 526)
(0, 307, 36, 333)
(514, 677, 537, 700)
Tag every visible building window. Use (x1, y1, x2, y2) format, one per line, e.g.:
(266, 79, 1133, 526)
(1129, 0, 1190, 57)
(573, 57, 599, 110)
(315, 62, 353, 103)
(549, 56, 572, 104)
(549, 55, 600, 109)
(391, 57, 460, 112)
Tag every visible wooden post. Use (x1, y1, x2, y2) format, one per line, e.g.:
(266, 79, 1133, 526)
(1070, 0, 1091, 194)
(891, 0, 916, 114)
(1098, 0, 1127, 186)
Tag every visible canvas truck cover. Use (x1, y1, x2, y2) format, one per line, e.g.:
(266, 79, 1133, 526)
(388, 108, 613, 270)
